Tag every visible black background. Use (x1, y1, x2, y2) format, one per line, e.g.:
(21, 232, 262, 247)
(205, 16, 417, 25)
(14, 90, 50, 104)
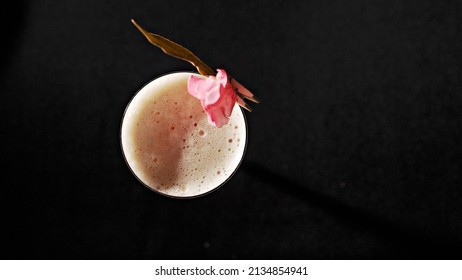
(2, 0, 462, 259)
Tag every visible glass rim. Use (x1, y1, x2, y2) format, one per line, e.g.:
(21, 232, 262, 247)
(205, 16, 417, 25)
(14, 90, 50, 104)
(120, 71, 248, 199)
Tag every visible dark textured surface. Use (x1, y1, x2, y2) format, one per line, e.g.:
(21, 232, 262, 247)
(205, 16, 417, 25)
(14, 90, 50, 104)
(1, 0, 462, 259)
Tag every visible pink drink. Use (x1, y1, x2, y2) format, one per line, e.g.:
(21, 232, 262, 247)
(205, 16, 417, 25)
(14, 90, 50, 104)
(121, 72, 247, 198)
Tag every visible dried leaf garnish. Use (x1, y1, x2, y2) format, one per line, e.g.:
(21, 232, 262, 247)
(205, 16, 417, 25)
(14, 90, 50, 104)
(131, 19, 215, 76)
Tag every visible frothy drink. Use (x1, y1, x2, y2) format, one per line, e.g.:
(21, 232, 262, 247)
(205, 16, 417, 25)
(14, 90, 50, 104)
(121, 72, 247, 197)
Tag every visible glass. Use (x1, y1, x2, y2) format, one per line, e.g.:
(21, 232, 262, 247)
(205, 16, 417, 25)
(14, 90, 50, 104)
(120, 72, 247, 198)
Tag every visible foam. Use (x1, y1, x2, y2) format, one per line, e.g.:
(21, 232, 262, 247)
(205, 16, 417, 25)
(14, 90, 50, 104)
(121, 72, 247, 197)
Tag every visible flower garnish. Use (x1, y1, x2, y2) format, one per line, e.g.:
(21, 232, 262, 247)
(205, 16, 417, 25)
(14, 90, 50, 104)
(188, 69, 236, 128)
(131, 19, 260, 127)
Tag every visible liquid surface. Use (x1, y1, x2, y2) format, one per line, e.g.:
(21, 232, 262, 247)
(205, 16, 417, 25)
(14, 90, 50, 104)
(121, 72, 247, 197)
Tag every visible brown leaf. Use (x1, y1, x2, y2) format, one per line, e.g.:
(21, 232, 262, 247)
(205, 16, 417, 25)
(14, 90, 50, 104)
(131, 19, 215, 76)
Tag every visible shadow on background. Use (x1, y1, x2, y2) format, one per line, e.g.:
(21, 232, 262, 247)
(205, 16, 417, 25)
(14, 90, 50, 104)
(241, 160, 462, 259)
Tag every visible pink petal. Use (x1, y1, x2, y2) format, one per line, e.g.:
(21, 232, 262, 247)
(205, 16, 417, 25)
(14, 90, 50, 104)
(187, 75, 214, 99)
(187, 69, 237, 128)
(215, 69, 229, 87)
(206, 107, 227, 128)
